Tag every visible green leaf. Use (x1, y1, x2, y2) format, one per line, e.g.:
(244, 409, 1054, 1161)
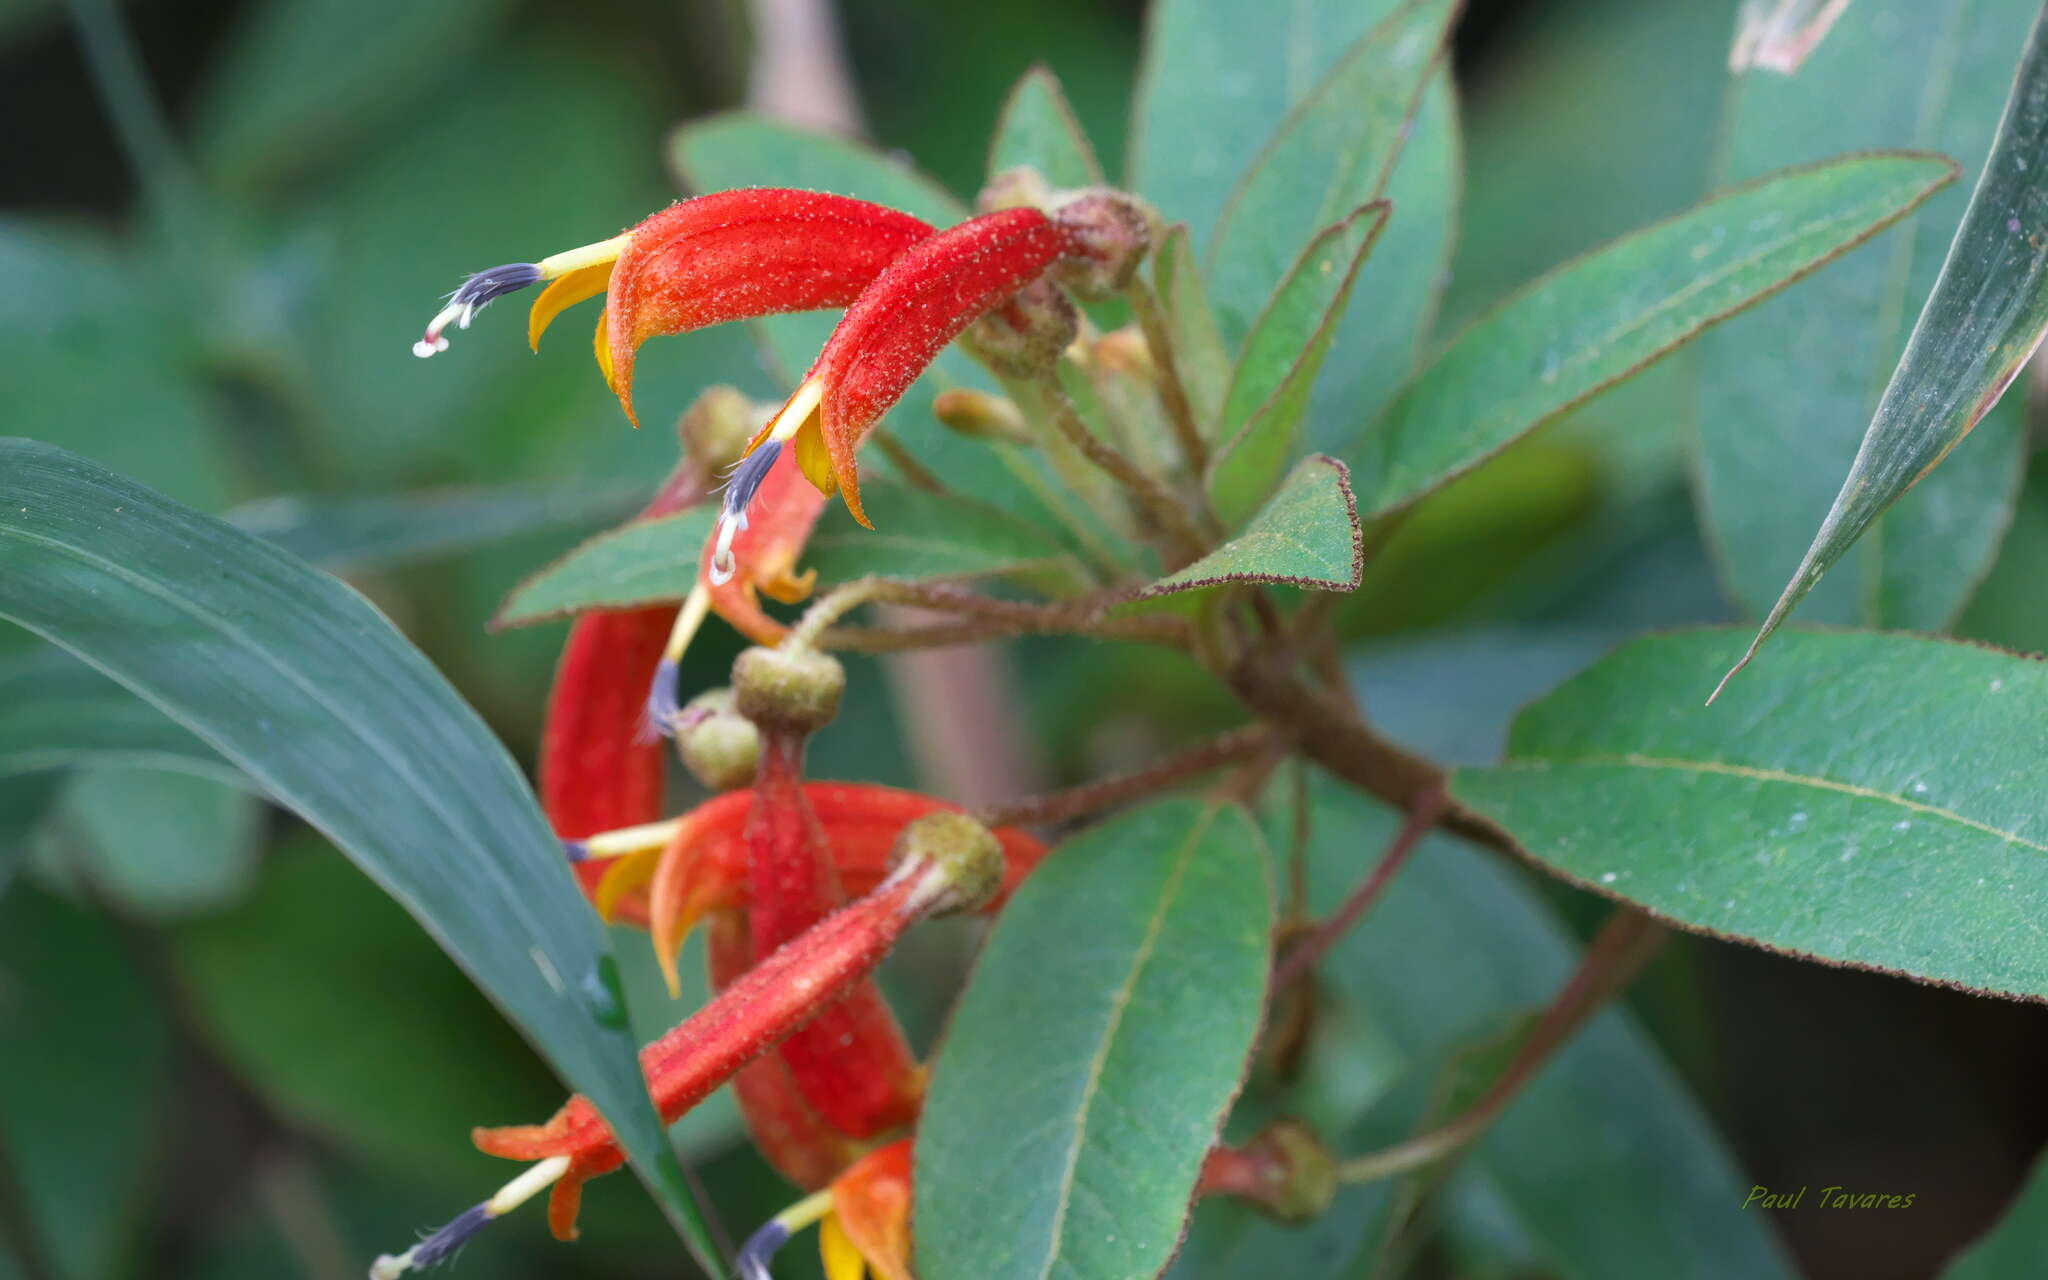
(1129, 0, 1408, 247)
(917, 798, 1272, 1280)
(1453, 628, 2048, 1001)
(0, 440, 718, 1265)
(46, 767, 262, 917)
(988, 65, 1106, 189)
(1943, 1148, 2048, 1277)
(1727, 7, 2048, 687)
(1349, 152, 1960, 521)
(1696, 0, 2035, 639)
(493, 508, 715, 628)
(0, 886, 173, 1280)
(494, 478, 1078, 628)
(802, 479, 1086, 588)
(1178, 776, 1797, 1280)
(1152, 225, 1231, 431)
(1143, 455, 1360, 599)
(1208, 204, 1389, 527)
(1205, 0, 1456, 341)
(0, 651, 238, 784)
(195, 0, 520, 190)
(230, 485, 640, 573)
(1305, 72, 1462, 450)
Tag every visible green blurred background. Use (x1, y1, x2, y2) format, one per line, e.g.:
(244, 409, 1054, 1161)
(3, 1, 2046, 1278)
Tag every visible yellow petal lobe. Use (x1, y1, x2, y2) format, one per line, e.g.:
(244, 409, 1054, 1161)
(529, 262, 614, 351)
(820, 1212, 866, 1280)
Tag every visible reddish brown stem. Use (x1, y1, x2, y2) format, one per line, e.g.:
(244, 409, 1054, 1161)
(1270, 786, 1447, 994)
(977, 725, 1279, 829)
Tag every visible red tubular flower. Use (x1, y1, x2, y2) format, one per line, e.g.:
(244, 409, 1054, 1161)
(700, 442, 829, 643)
(732, 206, 1071, 532)
(413, 187, 934, 431)
(462, 821, 998, 1244)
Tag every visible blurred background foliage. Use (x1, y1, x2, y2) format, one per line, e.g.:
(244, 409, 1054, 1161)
(2, 1, 2046, 1278)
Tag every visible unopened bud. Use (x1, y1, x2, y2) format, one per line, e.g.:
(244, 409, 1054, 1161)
(1200, 1119, 1336, 1224)
(961, 277, 1078, 378)
(1091, 325, 1156, 382)
(732, 644, 844, 734)
(672, 689, 761, 790)
(978, 166, 1055, 214)
(678, 385, 761, 477)
(1050, 190, 1156, 300)
(891, 811, 1004, 916)
(933, 389, 1033, 444)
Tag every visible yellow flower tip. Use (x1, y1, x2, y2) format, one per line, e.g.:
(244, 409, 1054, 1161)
(757, 560, 818, 607)
(528, 261, 614, 352)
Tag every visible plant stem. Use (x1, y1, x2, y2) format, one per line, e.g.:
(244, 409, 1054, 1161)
(65, 0, 197, 216)
(1036, 375, 1211, 566)
(1334, 909, 1668, 1184)
(793, 577, 1195, 652)
(1126, 278, 1210, 477)
(978, 725, 1279, 828)
(1270, 786, 1446, 993)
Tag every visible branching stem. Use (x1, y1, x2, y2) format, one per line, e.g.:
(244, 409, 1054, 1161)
(1334, 910, 1668, 1184)
(1036, 376, 1211, 566)
(1270, 786, 1446, 994)
(791, 577, 1195, 653)
(978, 725, 1279, 828)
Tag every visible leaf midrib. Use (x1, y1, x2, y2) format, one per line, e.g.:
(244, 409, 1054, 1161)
(1034, 803, 1217, 1280)
(1493, 751, 2043, 852)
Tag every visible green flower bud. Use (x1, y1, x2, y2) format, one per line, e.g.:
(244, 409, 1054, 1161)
(732, 644, 845, 734)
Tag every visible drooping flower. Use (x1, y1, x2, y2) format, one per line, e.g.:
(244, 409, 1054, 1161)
(413, 188, 934, 428)
(369, 813, 1005, 1275)
(728, 206, 1070, 534)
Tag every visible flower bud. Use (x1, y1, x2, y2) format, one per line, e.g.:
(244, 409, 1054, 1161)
(1051, 190, 1156, 300)
(933, 388, 1033, 444)
(1198, 1119, 1337, 1224)
(672, 688, 761, 791)
(732, 644, 845, 734)
(1091, 325, 1156, 382)
(978, 166, 1055, 214)
(891, 811, 1005, 916)
(677, 385, 760, 477)
(961, 276, 1078, 378)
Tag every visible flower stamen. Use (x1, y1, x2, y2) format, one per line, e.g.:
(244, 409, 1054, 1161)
(737, 1188, 836, 1280)
(413, 234, 632, 359)
(369, 1157, 570, 1278)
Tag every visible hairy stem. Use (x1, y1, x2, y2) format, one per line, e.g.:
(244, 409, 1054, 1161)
(978, 725, 1279, 828)
(1036, 375, 1210, 566)
(794, 577, 1195, 652)
(1334, 909, 1668, 1184)
(1270, 786, 1446, 993)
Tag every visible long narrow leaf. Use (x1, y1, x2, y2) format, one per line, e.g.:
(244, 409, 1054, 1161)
(0, 440, 721, 1269)
(1721, 5, 2048, 696)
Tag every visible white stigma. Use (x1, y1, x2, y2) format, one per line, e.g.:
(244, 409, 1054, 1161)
(413, 301, 471, 359)
(709, 510, 744, 585)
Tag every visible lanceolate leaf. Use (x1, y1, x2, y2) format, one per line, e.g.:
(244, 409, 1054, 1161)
(1454, 629, 2048, 1001)
(496, 479, 1076, 628)
(1130, 0, 1409, 247)
(0, 651, 238, 784)
(1349, 152, 1959, 521)
(0, 440, 718, 1265)
(917, 799, 1271, 1280)
(1144, 455, 1361, 599)
(1725, 7, 2048, 693)
(988, 65, 1105, 189)
(494, 508, 716, 627)
(1208, 204, 1389, 527)
(1695, 0, 2035, 639)
(230, 485, 639, 572)
(1205, 0, 1457, 341)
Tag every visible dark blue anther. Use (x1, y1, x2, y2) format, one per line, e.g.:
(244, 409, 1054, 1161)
(645, 658, 682, 739)
(735, 1217, 793, 1280)
(452, 263, 544, 309)
(723, 439, 783, 520)
(411, 1203, 494, 1269)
